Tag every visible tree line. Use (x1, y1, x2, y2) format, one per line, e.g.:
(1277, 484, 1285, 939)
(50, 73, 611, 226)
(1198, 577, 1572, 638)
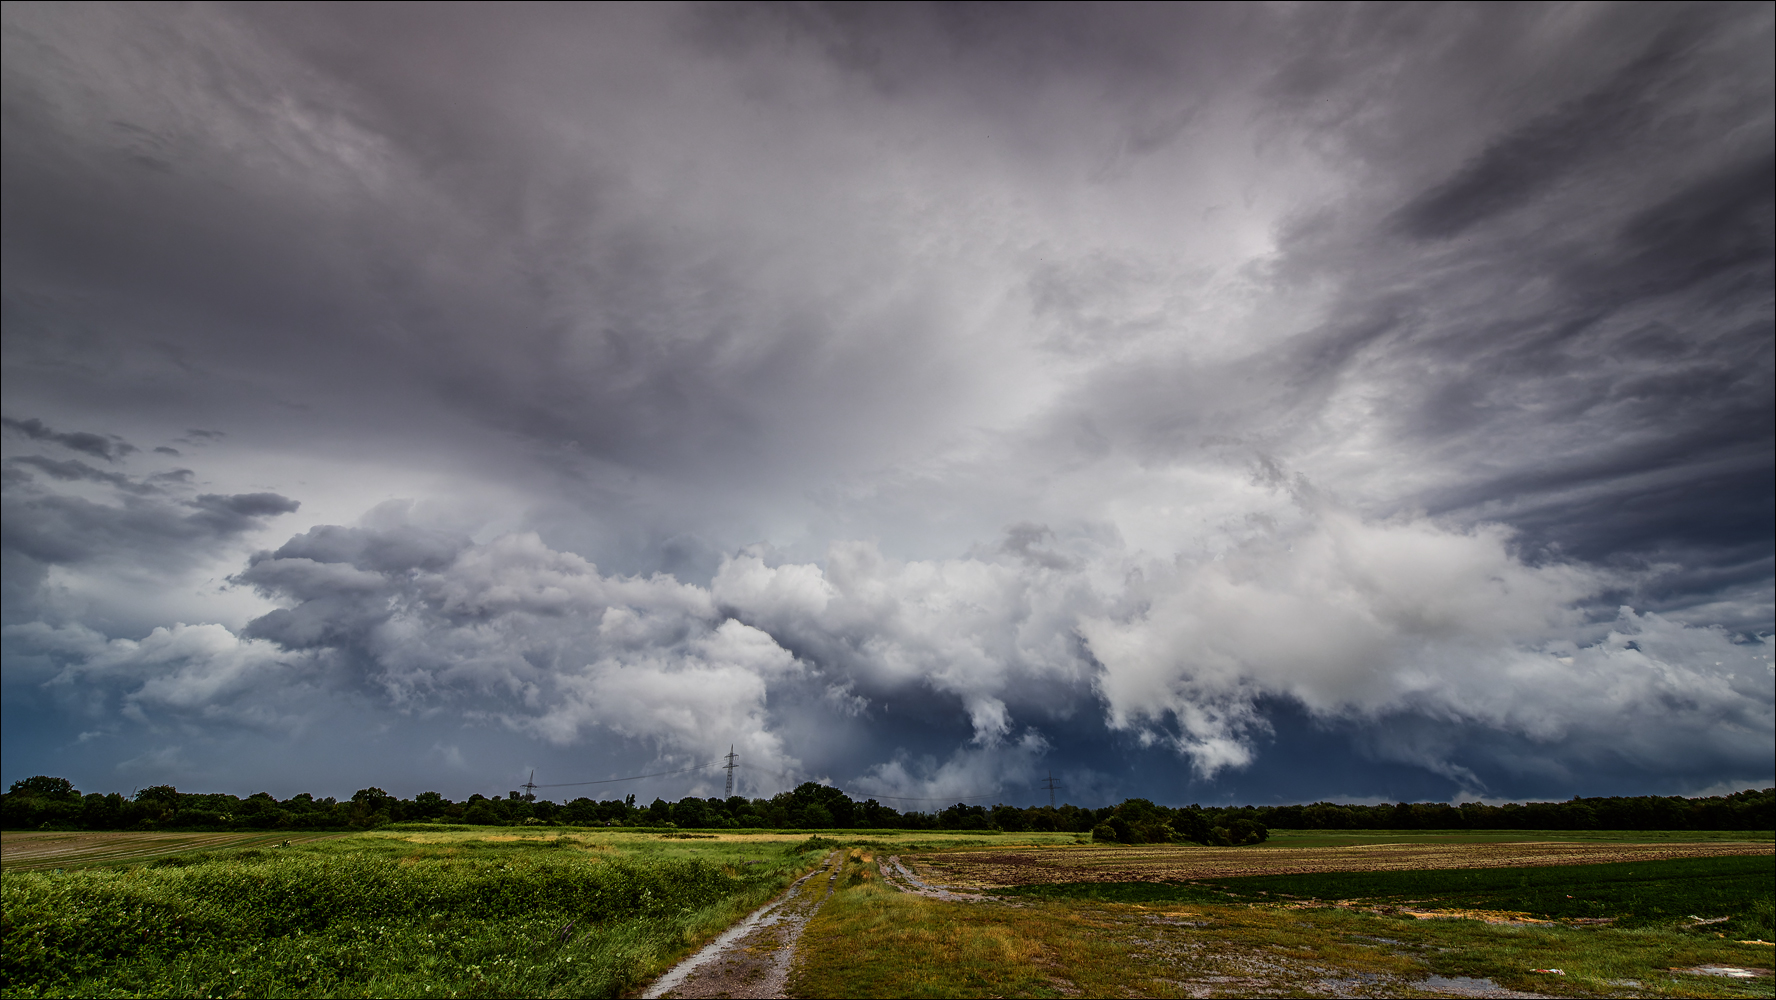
(4, 776, 1769, 842)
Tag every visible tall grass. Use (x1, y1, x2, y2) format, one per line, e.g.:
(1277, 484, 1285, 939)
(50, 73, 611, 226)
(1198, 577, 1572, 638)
(2, 845, 792, 998)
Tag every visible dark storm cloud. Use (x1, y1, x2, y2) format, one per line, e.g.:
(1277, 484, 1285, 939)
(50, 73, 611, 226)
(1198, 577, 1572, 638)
(188, 492, 302, 532)
(8, 454, 153, 493)
(2, 2, 1770, 800)
(1, 489, 297, 577)
(1397, 139, 1771, 581)
(0, 436, 301, 620)
(1394, 25, 1694, 241)
(2, 417, 135, 462)
(1192, 3, 1776, 631)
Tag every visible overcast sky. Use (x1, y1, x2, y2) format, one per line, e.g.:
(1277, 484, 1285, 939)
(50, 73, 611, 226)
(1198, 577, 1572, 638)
(3, 2, 1771, 807)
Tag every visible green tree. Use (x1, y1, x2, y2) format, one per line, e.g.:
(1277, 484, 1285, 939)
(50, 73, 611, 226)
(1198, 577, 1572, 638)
(9, 776, 78, 800)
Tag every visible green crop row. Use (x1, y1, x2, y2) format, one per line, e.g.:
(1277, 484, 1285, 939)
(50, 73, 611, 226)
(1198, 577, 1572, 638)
(1, 847, 791, 998)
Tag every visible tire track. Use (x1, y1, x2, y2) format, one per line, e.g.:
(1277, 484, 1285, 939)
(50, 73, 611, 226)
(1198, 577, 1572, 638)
(642, 851, 842, 1000)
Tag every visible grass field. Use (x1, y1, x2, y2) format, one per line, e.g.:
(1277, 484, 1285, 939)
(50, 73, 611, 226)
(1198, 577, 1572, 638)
(791, 846, 1776, 999)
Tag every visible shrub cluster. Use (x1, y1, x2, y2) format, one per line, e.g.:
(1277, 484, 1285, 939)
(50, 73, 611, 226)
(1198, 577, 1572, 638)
(1258, 790, 1775, 831)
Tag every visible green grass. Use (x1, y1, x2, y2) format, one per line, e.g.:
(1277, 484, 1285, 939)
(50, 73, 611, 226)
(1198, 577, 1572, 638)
(995, 854, 1776, 940)
(0, 829, 815, 998)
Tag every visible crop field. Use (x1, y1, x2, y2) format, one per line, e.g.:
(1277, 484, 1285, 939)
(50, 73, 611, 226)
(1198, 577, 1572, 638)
(906, 839, 1776, 889)
(0, 827, 841, 998)
(0, 831, 346, 872)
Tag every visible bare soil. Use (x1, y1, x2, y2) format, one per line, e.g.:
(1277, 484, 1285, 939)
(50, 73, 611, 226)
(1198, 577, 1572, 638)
(641, 851, 842, 999)
(0, 830, 340, 871)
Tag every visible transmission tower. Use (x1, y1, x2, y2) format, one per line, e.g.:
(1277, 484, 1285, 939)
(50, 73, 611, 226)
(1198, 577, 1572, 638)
(723, 746, 739, 799)
(521, 769, 538, 802)
(1041, 771, 1059, 810)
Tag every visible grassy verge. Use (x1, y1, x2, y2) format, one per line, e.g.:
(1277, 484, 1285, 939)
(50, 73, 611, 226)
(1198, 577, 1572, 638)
(0, 830, 818, 998)
(790, 848, 1145, 999)
(791, 850, 1776, 999)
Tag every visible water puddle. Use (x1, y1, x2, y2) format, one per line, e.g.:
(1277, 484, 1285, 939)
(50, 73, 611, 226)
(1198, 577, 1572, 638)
(1671, 964, 1769, 979)
(1414, 974, 1553, 998)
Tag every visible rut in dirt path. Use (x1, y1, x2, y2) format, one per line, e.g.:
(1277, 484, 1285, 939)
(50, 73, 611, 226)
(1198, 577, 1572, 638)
(640, 851, 841, 1000)
(876, 854, 987, 901)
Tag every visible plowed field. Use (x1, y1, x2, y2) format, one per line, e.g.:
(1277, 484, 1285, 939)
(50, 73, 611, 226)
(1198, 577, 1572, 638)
(910, 840, 1775, 888)
(1, 830, 342, 871)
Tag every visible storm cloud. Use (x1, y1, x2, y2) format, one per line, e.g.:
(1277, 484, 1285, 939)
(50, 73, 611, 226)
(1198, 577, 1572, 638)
(3, 2, 1770, 803)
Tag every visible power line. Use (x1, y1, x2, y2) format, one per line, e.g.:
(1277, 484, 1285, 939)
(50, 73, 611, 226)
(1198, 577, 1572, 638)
(847, 791, 999, 803)
(733, 762, 1001, 804)
(534, 760, 723, 788)
(737, 761, 797, 781)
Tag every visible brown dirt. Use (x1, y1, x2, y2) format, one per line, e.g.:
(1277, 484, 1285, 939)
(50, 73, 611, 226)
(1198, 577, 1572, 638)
(907, 840, 1775, 888)
(641, 851, 842, 999)
(0, 830, 341, 871)
(876, 854, 989, 901)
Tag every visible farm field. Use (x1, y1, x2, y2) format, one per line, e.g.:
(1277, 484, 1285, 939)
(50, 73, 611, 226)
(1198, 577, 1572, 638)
(1263, 828, 1776, 848)
(996, 855, 1776, 933)
(790, 845, 1776, 999)
(905, 838, 1776, 888)
(4, 828, 1771, 998)
(0, 825, 1072, 873)
(0, 826, 845, 998)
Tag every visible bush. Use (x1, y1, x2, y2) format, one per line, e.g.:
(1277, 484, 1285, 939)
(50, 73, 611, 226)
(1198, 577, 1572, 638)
(792, 835, 842, 854)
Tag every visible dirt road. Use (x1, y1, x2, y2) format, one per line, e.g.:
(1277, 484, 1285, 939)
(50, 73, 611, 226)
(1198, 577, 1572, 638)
(641, 851, 842, 999)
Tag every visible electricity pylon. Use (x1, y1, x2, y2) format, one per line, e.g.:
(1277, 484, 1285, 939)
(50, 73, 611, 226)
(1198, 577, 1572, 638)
(723, 746, 739, 799)
(521, 769, 538, 802)
(1041, 771, 1059, 809)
